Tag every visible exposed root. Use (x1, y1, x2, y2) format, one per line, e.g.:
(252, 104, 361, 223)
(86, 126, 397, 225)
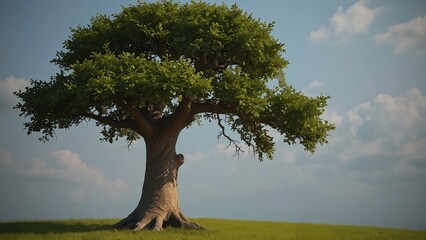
(133, 217, 154, 231)
(182, 221, 205, 230)
(113, 215, 135, 229)
(167, 211, 206, 230)
(114, 211, 205, 231)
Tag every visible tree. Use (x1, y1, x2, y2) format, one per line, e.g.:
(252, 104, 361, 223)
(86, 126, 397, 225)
(15, 0, 334, 231)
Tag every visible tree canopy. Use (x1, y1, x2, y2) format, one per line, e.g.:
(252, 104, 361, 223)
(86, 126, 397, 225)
(15, 0, 334, 160)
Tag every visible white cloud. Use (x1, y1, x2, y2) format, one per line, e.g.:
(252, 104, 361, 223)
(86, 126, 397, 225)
(331, 0, 383, 37)
(375, 16, 426, 56)
(375, 88, 426, 128)
(23, 149, 129, 199)
(0, 75, 30, 113)
(309, 0, 384, 43)
(330, 88, 426, 162)
(309, 26, 330, 42)
(302, 81, 325, 96)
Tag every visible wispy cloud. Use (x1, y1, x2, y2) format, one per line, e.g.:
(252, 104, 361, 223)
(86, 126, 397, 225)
(0, 76, 30, 113)
(309, 0, 384, 43)
(302, 81, 325, 96)
(375, 16, 426, 56)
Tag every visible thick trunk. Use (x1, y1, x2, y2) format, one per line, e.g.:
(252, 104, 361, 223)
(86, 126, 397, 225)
(114, 132, 202, 231)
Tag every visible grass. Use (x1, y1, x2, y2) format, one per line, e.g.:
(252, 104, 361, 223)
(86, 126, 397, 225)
(0, 218, 425, 240)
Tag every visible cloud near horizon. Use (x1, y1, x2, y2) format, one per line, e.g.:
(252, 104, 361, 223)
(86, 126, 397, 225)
(332, 88, 426, 162)
(309, 0, 384, 43)
(0, 149, 129, 201)
(309, 88, 426, 200)
(374, 16, 426, 56)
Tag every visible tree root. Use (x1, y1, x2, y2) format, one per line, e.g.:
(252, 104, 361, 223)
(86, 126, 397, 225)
(113, 211, 205, 231)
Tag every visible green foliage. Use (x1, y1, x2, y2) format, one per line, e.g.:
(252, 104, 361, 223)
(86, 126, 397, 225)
(265, 84, 334, 153)
(71, 48, 212, 110)
(15, 0, 334, 159)
(1, 218, 425, 240)
(53, 1, 286, 80)
(14, 77, 84, 142)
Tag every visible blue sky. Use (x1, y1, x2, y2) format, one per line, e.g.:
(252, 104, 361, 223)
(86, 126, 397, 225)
(1, 0, 425, 230)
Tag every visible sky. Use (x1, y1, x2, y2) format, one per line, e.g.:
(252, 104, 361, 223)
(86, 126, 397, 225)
(1, 0, 426, 230)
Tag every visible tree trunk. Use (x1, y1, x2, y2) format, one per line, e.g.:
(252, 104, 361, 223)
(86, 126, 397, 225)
(113, 132, 203, 231)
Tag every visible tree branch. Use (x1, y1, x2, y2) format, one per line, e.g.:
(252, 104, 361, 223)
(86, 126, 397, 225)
(194, 53, 226, 72)
(116, 101, 154, 139)
(163, 98, 238, 135)
(191, 101, 237, 115)
(83, 112, 135, 129)
(163, 96, 195, 135)
(216, 114, 244, 157)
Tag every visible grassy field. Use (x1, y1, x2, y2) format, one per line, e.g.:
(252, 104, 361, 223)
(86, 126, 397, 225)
(0, 218, 425, 240)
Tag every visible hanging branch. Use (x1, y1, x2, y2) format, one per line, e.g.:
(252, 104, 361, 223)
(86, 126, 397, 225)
(216, 114, 244, 158)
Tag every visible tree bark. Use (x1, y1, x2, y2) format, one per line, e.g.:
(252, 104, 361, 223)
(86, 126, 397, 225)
(113, 131, 202, 231)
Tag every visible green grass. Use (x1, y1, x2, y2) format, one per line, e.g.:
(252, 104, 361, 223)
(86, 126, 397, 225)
(0, 218, 425, 240)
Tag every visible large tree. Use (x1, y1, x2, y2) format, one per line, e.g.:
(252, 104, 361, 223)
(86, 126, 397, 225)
(15, 1, 334, 231)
